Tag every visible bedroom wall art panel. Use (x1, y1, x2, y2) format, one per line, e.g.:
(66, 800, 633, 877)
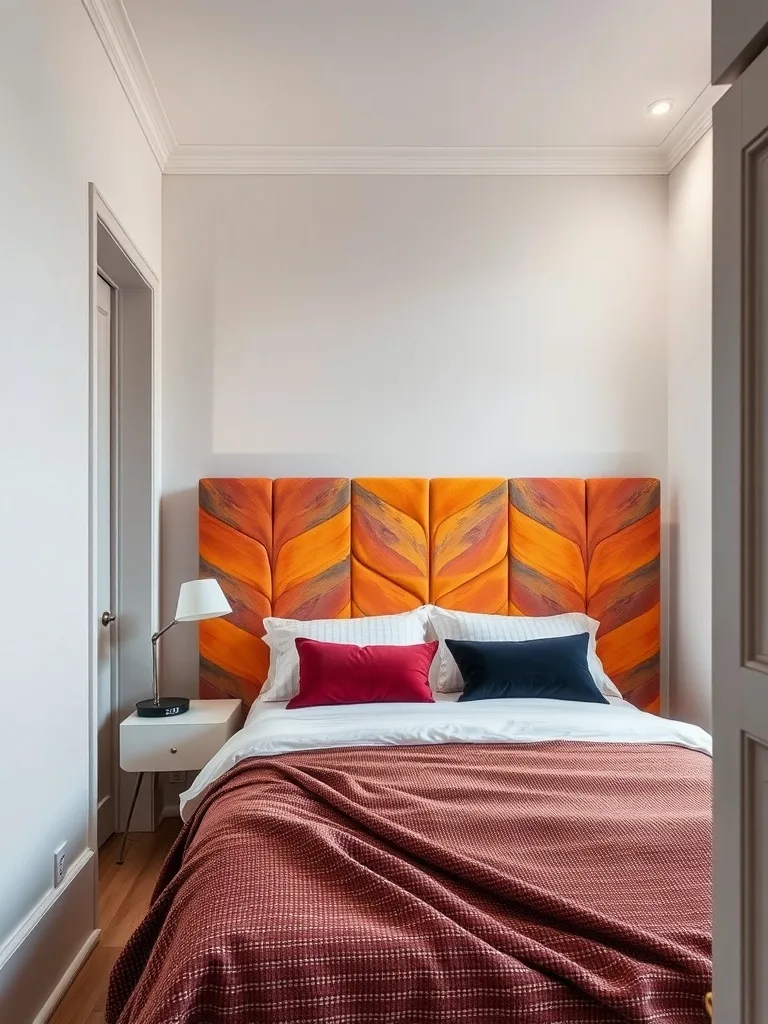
(429, 479, 509, 613)
(199, 478, 272, 703)
(586, 478, 661, 712)
(271, 478, 351, 620)
(351, 478, 429, 615)
(508, 478, 588, 616)
(198, 477, 661, 710)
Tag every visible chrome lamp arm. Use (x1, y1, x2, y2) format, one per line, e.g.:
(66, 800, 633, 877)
(140, 578, 231, 718)
(150, 619, 177, 706)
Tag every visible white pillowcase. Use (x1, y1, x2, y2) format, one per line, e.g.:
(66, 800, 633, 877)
(426, 606, 621, 698)
(260, 607, 430, 701)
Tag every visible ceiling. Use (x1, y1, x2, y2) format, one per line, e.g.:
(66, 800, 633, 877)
(122, 0, 712, 150)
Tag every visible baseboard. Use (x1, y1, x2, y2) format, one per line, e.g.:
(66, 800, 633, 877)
(0, 849, 97, 1024)
(32, 929, 100, 1024)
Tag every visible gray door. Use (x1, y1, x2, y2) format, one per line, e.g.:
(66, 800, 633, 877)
(96, 274, 117, 847)
(712, 46, 768, 1022)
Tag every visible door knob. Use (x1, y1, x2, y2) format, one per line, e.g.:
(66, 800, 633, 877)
(101, 611, 116, 627)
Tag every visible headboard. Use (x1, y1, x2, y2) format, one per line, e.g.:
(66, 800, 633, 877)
(199, 477, 661, 712)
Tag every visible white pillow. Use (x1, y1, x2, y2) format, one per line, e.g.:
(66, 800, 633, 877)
(426, 606, 621, 698)
(260, 607, 430, 701)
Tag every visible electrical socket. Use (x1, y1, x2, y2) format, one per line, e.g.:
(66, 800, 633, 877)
(168, 771, 186, 785)
(53, 842, 67, 888)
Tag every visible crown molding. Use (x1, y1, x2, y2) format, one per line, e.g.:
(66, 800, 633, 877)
(663, 109, 712, 172)
(164, 145, 668, 176)
(81, 0, 175, 168)
(660, 83, 726, 172)
(87, 0, 720, 177)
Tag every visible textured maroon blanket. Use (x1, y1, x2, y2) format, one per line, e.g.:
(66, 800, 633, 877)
(107, 742, 711, 1023)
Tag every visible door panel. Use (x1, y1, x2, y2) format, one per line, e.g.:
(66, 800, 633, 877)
(744, 738, 768, 1020)
(713, 45, 768, 1022)
(96, 274, 116, 847)
(743, 133, 768, 666)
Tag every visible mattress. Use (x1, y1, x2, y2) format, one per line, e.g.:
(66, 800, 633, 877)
(180, 694, 710, 821)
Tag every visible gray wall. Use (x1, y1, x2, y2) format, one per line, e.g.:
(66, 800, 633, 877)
(667, 131, 713, 729)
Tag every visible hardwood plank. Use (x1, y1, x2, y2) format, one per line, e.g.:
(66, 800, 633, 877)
(48, 947, 119, 1024)
(101, 820, 181, 949)
(99, 831, 157, 934)
(98, 831, 126, 890)
(49, 819, 180, 1024)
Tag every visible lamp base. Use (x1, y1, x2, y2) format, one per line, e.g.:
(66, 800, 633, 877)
(136, 697, 190, 718)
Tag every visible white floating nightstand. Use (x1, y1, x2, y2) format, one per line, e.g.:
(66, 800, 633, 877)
(117, 698, 241, 863)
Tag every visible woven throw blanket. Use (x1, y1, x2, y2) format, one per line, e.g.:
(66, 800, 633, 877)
(107, 741, 712, 1023)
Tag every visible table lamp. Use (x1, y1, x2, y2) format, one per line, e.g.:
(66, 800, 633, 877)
(137, 578, 232, 717)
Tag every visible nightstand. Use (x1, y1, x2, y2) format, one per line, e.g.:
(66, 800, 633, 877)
(117, 698, 241, 863)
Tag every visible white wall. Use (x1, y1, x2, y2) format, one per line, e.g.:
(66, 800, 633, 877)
(667, 131, 713, 729)
(161, 173, 668, 693)
(0, 1, 161, 1020)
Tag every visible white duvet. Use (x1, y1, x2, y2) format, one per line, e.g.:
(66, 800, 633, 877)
(179, 696, 712, 821)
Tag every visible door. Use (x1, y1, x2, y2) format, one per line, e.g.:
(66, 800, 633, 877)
(712, 0, 768, 83)
(712, 46, 768, 1023)
(96, 274, 117, 847)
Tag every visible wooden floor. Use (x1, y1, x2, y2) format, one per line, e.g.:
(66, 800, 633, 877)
(49, 819, 181, 1024)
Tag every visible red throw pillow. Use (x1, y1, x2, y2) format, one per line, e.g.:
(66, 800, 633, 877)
(287, 638, 438, 709)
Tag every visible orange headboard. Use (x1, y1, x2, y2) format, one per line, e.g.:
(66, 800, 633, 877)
(199, 478, 660, 712)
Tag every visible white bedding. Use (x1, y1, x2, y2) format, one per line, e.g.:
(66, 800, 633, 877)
(179, 697, 712, 821)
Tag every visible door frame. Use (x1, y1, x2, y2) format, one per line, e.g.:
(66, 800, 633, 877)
(712, 45, 768, 1021)
(87, 185, 161, 923)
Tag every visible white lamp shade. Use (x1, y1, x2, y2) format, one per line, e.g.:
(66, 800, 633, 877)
(174, 578, 232, 623)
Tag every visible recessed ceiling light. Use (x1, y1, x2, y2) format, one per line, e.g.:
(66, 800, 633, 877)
(647, 99, 673, 117)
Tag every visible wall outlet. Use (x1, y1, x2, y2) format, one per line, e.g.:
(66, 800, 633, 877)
(53, 842, 67, 888)
(168, 771, 186, 785)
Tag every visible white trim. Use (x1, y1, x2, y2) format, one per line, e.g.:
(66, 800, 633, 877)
(81, 0, 175, 168)
(86, 0, 722, 176)
(0, 851, 97, 1023)
(665, 109, 713, 172)
(164, 144, 669, 176)
(661, 83, 726, 172)
(31, 930, 100, 1024)
(0, 850, 95, 973)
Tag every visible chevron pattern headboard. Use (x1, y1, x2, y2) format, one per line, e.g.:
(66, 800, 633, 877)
(199, 477, 660, 712)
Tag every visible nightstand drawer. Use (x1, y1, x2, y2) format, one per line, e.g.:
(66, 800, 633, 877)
(120, 699, 241, 772)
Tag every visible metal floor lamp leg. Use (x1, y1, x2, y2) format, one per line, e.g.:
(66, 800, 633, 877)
(117, 771, 146, 864)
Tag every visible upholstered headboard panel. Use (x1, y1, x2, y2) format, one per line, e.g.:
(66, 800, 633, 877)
(199, 477, 660, 712)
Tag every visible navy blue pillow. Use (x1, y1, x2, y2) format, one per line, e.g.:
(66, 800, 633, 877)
(446, 633, 609, 704)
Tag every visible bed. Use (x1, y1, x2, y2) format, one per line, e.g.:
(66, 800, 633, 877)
(106, 477, 712, 1024)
